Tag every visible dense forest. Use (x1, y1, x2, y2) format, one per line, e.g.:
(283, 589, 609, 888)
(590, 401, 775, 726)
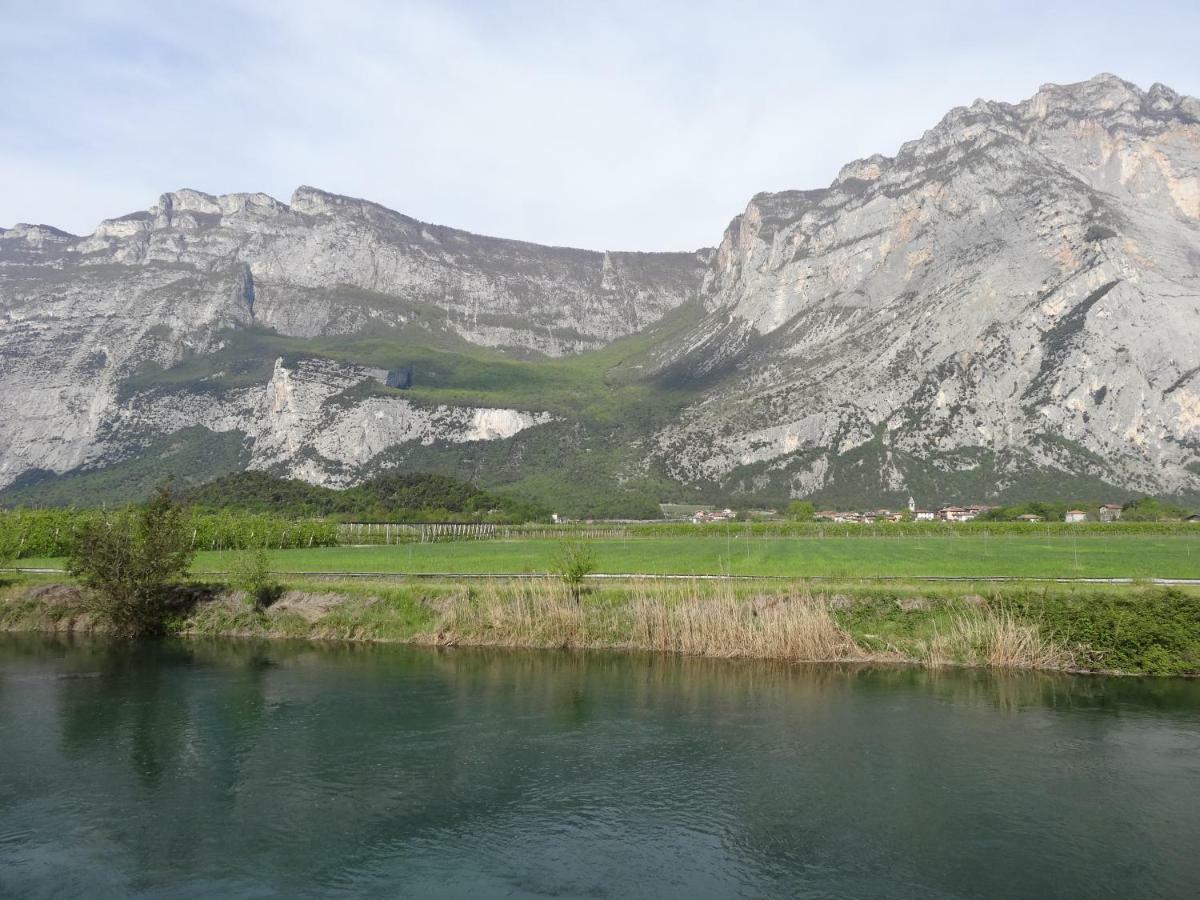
(180, 471, 549, 522)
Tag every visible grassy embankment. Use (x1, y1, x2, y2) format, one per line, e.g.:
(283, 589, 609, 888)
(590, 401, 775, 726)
(3, 572, 1198, 676)
(6, 527, 1198, 675)
(16, 532, 1200, 579)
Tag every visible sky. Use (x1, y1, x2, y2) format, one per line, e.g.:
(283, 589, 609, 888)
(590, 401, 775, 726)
(1, 0, 1198, 251)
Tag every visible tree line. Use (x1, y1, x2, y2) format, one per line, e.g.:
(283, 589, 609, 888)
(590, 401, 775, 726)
(180, 471, 548, 522)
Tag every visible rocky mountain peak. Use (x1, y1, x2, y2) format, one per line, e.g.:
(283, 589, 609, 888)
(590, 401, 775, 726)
(655, 74, 1200, 505)
(0, 223, 78, 246)
(1, 73, 1197, 509)
(152, 188, 222, 218)
(0, 223, 80, 263)
(290, 184, 358, 216)
(146, 188, 286, 227)
(1027, 72, 1144, 115)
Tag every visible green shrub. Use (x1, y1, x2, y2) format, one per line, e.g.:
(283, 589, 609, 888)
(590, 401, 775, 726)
(67, 486, 195, 638)
(190, 510, 338, 551)
(552, 540, 596, 604)
(1009, 589, 1200, 675)
(787, 500, 815, 521)
(227, 546, 281, 610)
(0, 526, 18, 569)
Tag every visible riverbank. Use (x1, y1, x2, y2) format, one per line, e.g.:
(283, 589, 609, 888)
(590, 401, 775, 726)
(3, 574, 1197, 676)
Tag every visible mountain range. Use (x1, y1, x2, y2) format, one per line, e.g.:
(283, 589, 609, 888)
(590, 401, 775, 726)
(2, 73, 1198, 515)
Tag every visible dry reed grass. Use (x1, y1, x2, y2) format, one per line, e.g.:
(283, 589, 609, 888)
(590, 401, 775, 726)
(422, 577, 875, 661)
(425, 579, 602, 648)
(923, 608, 1075, 670)
(626, 580, 866, 660)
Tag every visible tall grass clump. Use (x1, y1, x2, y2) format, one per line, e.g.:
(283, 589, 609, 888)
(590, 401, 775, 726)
(627, 580, 865, 660)
(922, 605, 1075, 670)
(431, 580, 598, 648)
(423, 578, 869, 661)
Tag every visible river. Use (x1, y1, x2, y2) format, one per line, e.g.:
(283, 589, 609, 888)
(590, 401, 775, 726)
(1, 634, 1198, 898)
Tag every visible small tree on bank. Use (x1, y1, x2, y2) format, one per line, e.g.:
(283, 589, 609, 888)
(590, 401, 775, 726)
(229, 544, 281, 610)
(553, 539, 596, 605)
(69, 486, 195, 638)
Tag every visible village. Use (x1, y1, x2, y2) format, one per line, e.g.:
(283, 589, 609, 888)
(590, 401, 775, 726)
(689, 499, 1135, 525)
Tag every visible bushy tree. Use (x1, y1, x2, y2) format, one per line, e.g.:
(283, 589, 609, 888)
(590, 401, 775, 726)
(980, 501, 1073, 522)
(552, 540, 596, 605)
(68, 486, 195, 637)
(1121, 497, 1190, 522)
(787, 500, 815, 521)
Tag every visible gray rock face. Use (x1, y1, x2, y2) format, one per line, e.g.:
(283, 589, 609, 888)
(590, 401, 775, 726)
(114, 357, 553, 486)
(54, 184, 709, 352)
(652, 74, 1200, 501)
(0, 189, 705, 489)
(2, 73, 1198, 504)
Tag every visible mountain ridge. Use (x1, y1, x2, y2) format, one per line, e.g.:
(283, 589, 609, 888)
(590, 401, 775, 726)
(2, 73, 1199, 513)
(646, 73, 1200, 507)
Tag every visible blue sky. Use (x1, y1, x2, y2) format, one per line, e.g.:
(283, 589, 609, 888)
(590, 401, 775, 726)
(2, 0, 1198, 250)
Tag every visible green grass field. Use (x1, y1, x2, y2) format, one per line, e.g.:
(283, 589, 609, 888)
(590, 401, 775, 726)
(22, 533, 1200, 579)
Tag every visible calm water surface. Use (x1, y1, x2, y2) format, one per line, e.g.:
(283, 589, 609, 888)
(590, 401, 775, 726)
(1, 634, 1198, 898)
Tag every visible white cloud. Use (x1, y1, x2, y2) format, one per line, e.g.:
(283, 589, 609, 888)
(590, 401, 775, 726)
(2, 0, 1198, 249)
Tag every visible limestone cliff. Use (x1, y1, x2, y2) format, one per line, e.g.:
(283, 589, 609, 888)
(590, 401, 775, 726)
(3, 74, 1199, 506)
(651, 74, 1200, 502)
(0, 189, 704, 489)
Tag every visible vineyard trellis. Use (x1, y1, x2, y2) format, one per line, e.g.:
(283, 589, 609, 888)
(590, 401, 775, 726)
(0, 509, 338, 557)
(335, 523, 634, 544)
(338, 522, 499, 544)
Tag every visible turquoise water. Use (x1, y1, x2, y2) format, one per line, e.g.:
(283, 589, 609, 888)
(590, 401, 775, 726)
(1, 634, 1198, 898)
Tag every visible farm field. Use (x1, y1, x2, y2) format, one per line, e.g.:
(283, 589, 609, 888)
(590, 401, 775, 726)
(21, 533, 1200, 579)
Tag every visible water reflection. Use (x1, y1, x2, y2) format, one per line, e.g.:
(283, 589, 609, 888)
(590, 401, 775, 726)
(1, 635, 1198, 898)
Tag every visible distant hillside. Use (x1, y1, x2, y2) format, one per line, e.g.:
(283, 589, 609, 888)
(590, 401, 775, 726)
(180, 471, 549, 522)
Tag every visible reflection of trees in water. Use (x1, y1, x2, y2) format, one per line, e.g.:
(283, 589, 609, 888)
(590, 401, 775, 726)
(910, 664, 1200, 715)
(58, 638, 198, 786)
(51, 637, 282, 879)
(13, 636, 1200, 893)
